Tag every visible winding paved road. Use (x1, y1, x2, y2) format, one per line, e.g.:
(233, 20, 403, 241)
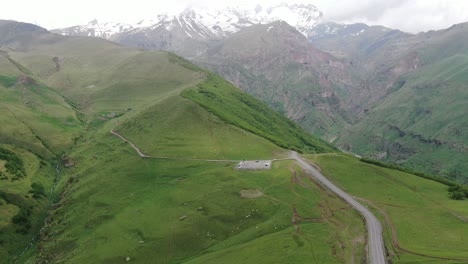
(291, 151, 387, 264)
(111, 127, 387, 263)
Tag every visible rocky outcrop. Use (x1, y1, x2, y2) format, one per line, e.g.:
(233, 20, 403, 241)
(16, 75, 36, 85)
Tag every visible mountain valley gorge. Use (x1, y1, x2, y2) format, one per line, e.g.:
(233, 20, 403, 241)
(0, 2, 467, 263)
(55, 3, 468, 182)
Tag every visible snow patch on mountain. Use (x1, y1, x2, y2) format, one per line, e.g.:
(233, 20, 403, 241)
(251, 3, 322, 35)
(56, 19, 134, 39)
(309, 22, 392, 39)
(54, 2, 323, 39)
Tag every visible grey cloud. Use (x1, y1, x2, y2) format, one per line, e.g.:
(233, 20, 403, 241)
(316, 0, 468, 33)
(325, 0, 407, 21)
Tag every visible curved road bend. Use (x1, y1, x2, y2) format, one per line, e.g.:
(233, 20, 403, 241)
(111, 127, 386, 263)
(291, 152, 387, 264)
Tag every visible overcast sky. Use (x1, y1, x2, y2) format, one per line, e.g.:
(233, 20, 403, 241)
(2, 0, 468, 33)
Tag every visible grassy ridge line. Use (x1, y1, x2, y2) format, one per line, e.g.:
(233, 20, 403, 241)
(181, 74, 337, 154)
(169, 53, 336, 153)
(26, 78, 87, 126)
(360, 158, 457, 186)
(21, 75, 87, 126)
(44, 85, 86, 125)
(1, 80, 81, 158)
(360, 158, 468, 199)
(5, 55, 33, 76)
(116, 95, 283, 160)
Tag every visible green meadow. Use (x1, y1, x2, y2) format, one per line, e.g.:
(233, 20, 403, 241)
(28, 129, 365, 264)
(1, 33, 363, 263)
(117, 96, 283, 160)
(306, 154, 468, 263)
(340, 49, 468, 182)
(1, 22, 466, 264)
(0, 77, 83, 157)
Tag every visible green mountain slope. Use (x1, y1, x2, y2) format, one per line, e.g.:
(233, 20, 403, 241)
(0, 21, 360, 264)
(1, 20, 466, 264)
(116, 95, 283, 160)
(37, 66, 354, 263)
(31, 91, 358, 263)
(194, 21, 356, 140)
(0, 76, 83, 156)
(309, 22, 422, 116)
(338, 24, 468, 182)
(0, 26, 84, 259)
(45, 18, 468, 183)
(190, 20, 468, 182)
(307, 154, 468, 262)
(181, 74, 336, 153)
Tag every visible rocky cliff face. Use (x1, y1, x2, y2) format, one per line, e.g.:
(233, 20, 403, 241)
(194, 21, 356, 139)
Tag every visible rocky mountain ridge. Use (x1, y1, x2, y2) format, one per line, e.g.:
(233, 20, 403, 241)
(53, 2, 322, 40)
(51, 9, 468, 181)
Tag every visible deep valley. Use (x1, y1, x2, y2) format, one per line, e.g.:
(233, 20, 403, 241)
(0, 2, 467, 263)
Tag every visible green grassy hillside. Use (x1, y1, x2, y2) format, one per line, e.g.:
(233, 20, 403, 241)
(0, 21, 356, 264)
(307, 154, 468, 263)
(335, 23, 468, 183)
(113, 57, 336, 157)
(181, 74, 337, 154)
(7, 40, 203, 115)
(0, 43, 85, 261)
(29, 130, 365, 264)
(0, 59, 83, 262)
(0, 144, 56, 263)
(0, 77, 83, 156)
(338, 52, 468, 182)
(2, 20, 466, 264)
(117, 95, 283, 160)
(195, 22, 354, 140)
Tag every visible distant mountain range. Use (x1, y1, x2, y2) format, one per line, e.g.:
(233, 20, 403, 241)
(51, 3, 468, 182)
(53, 3, 321, 41)
(52, 3, 324, 58)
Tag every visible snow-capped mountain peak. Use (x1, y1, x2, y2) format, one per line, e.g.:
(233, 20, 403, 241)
(252, 3, 322, 35)
(53, 19, 134, 38)
(53, 2, 323, 39)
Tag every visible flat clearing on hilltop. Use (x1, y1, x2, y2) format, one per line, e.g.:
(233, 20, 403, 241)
(31, 130, 365, 264)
